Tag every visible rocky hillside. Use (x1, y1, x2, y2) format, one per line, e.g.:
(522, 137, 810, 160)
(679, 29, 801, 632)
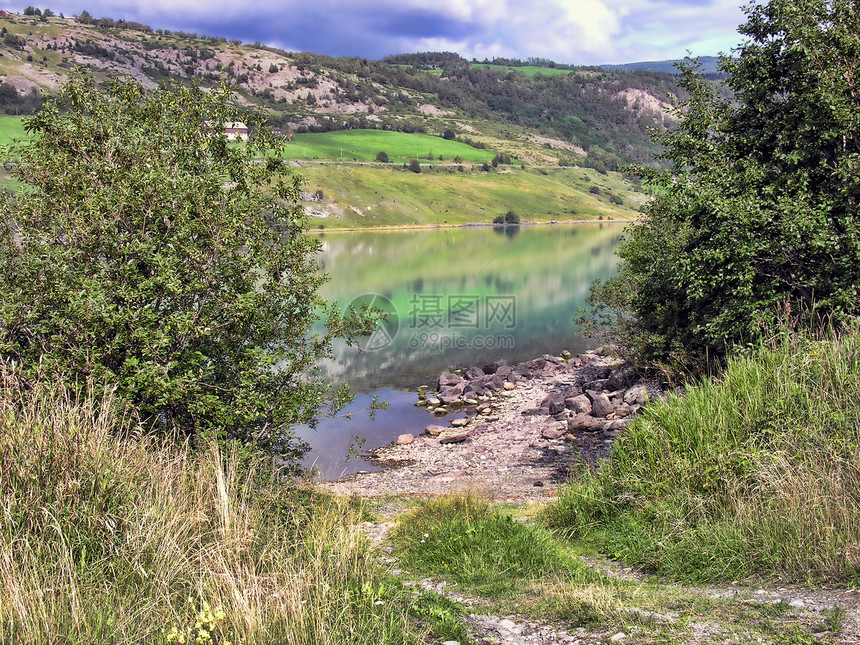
(0, 10, 685, 171)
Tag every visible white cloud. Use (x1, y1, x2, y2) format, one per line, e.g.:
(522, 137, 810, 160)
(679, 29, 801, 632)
(0, 0, 748, 64)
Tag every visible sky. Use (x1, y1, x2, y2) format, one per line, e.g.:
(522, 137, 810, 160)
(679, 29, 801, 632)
(4, 0, 752, 65)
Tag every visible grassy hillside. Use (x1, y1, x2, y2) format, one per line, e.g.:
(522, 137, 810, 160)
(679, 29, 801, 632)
(299, 165, 641, 228)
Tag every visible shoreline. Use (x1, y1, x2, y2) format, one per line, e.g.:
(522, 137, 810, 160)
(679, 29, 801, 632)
(321, 349, 665, 502)
(306, 218, 636, 234)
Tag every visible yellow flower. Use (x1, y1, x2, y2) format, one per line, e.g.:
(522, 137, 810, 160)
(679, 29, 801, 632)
(214, 607, 226, 621)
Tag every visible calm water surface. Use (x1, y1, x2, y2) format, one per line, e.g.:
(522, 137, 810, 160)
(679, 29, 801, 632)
(297, 223, 623, 478)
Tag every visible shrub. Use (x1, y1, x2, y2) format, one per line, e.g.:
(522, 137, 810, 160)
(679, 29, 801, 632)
(408, 158, 421, 173)
(0, 74, 374, 457)
(375, 150, 389, 163)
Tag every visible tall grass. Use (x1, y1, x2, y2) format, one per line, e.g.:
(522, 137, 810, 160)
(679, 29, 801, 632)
(543, 321, 860, 582)
(0, 372, 422, 644)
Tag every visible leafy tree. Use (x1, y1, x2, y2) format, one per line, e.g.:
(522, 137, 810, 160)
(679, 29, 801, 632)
(408, 158, 421, 173)
(442, 128, 456, 140)
(584, 0, 860, 372)
(0, 74, 374, 457)
(23, 6, 36, 15)
(375, 150, 389, 163)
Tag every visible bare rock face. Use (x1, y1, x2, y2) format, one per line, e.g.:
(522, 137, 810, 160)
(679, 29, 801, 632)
(589, 391, 617, 418)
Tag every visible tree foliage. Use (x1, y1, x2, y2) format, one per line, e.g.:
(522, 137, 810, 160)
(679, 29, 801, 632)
(585, 0, 860, 372)
(0, 74, 372, 456)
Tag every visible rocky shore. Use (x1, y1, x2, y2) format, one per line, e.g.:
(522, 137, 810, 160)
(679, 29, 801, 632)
(322, 349, 666, 502)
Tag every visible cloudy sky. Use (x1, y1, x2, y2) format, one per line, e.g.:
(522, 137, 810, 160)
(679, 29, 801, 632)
(5, 0, 751, 64)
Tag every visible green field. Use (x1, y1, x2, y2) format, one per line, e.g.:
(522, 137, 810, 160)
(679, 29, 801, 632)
(298, 164, 641, 228)
(0, 116, 28, 147)
(471, 64, 573, 77)
(283, 130, 494, 163)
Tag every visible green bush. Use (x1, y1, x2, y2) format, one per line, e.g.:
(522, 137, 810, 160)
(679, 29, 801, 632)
(0, 74, 373, 457)
(375, 150, 389, 163)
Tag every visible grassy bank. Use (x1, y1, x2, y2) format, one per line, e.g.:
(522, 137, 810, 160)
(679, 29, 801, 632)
(0, 373, 448, 644)
(543, 321, 860, 583)
(300, 164, 640, 228)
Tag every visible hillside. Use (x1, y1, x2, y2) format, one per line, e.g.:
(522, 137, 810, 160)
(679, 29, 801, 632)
(0, 10, 685, 225)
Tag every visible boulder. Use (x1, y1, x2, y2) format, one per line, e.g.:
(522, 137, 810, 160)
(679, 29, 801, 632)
(450, 417, 471, 428)
(426, 396, 442, 407)
(565, 394, 592, 415)
(585, 378, 611, 391)
(424, 425, 446, 437)
(482, 360, 507, 375)
(438, 386, 464, 404)
(589, 392, 616, 418)
(496, 365, 513, 377)
(608, 366, 636, 391)
(438, 371, 463, 389)
(568, 413, 605, 433)
(540, 394, 566, 415)
(465, 366, 486, 381)
(541, 422, 567, 440)
(485, 375, 506, 392)
(396, 434, 414, 445)
(439, 429, 473, 444)
(503, 381, 517, 391)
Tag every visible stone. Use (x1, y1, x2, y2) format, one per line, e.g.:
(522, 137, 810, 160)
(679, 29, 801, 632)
(496, 365, 513, 377)
(540, 393, 566, 415)
(589, 392, 616, 418)
(608, 365, 636, 390)
(450, 417, 470, 428)
(429, 471, 466, 482)
(463, 397, 478, 405)
(485, 375, 505, 392)
(482, 360, 507, 374)
(396, 434, 414, 445)
(438, 371, 463, 389)
(565, 394, 592, 415)
(614, 403, 631, 418)
(464, 366, 485, 380)
(503, 381, 516, 390)
(426, 396, 442, 407)
(569, 413, 604, 433)
(541, 422, 567, 440)
(439, 429, 473, 444)
(585, 378, 611, 391)
(561, 349, 572, 359)
(424, 425, 446, 437)
(610, 632, 626, 642)
(438, 385, 464, 404)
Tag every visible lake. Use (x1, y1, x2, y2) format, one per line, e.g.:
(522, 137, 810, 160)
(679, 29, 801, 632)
(296, 222, 624, 478)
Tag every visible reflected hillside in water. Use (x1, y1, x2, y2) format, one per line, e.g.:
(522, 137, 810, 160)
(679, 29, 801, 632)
(310, 223, 624, 392)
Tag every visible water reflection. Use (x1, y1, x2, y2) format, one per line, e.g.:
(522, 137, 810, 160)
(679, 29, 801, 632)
(312, 223, 623, 392)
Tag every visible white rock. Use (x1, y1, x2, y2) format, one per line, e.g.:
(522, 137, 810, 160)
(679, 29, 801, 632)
(611, 632, 627, 641)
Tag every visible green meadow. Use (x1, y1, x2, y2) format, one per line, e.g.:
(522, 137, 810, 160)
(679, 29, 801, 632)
(283, 129, 494, 163)
(471, 64, 574, 76)
(0, 116, 28, 148)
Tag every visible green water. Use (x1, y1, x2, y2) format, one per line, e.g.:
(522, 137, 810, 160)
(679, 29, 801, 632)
(301, 222, 623, 478)
(313, 222, 623, 392)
